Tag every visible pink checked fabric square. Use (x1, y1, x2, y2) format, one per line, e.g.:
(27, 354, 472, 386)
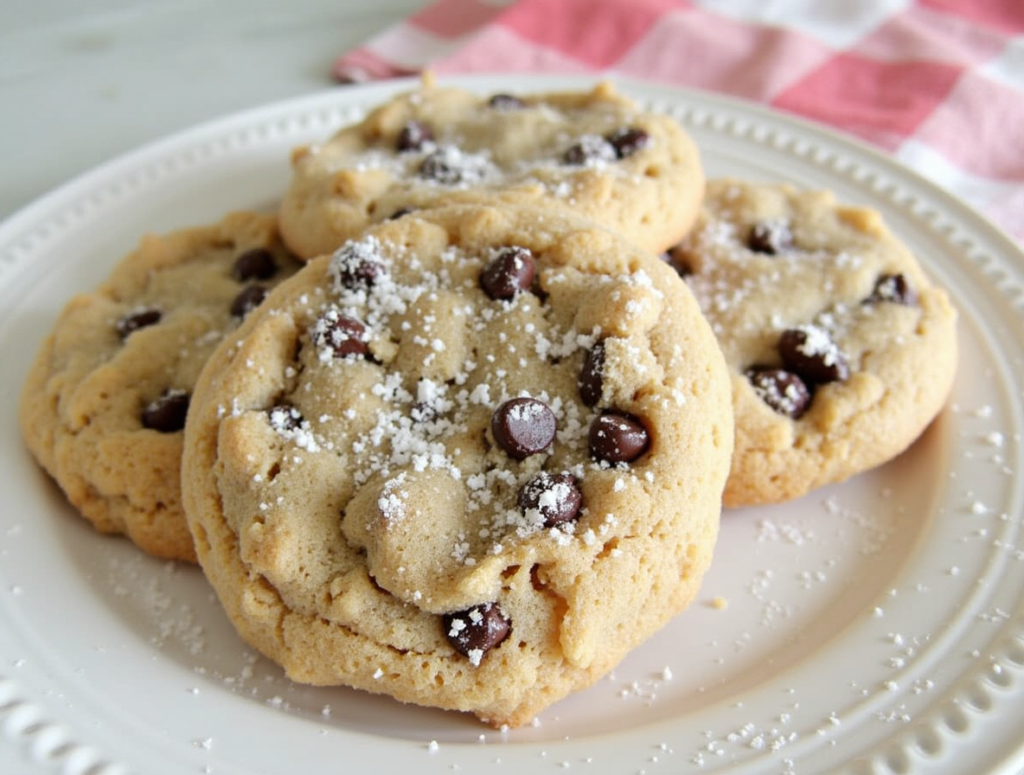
(859, 4, 1008, 65)
(497, 0, 681, 68)
(773, 54, 965, 151)
(615, 7, 834, 103)
(407, 0, 507, 37)
(919, 0, 1024, 35)
(915, 68, 1024, 178)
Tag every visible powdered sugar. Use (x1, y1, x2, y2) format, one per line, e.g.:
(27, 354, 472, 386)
(568, 134, 618, 167)
(378, 473, 411, 522)
(268, 405, 322, 452)
(792, 323, 842, 367)
(260, 233, 677, 579)
(418, 144, 498, 187)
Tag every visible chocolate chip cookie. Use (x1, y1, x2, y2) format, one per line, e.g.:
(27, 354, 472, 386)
(182, 204, 732, 726)
(19, 212, 303, 561)
(668, 179, 958, 507)
(279, 78, 704, 259)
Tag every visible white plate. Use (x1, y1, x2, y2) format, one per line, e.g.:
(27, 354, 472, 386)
(1, 75, 1023, 775)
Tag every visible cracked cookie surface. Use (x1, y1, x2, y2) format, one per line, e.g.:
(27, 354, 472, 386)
(669, 179, 958, 507)
(279, 80, 704, 259)
(19, 212, 303, 561)
(182, 204, 732, 726)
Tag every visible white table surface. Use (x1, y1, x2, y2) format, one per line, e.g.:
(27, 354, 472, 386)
(1, 0, 427, 222)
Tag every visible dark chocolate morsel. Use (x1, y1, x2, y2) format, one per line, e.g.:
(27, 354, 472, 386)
(417, 148, 470, 184)
(778, 326, 849, 384)
(561, 135, 616, 166)
(116, 308, 162, 338)
(443, 603, 510, 661)
(314, 312, 369, 359)
(589, 411, 649, 464)
(488, 93, 525, 111)
(410, 402, 437, 423)
(232, 248, 278, 281)
(332, 241, 386, 290)
(747, 221, 793, 255)
(578, 341, 606, 407)
(397, 120, 433, 152)
(747, 367, 812, 419)
(517, 472, 583, 527)
(388, 207, 416, 221)
(491, 397, 557, 460)
(480, 246, 536, 300)
(141, 390, 190, 433)
(562, 143, 589, 166)
(230, 285, 268, 317)
(662, 247, 693, 277)
(606, 127, 650, 158)
(267, 404, 303, 432)
(866, 273, 918, 306)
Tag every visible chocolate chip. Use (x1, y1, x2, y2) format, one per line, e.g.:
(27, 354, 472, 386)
(747, 367, 812, 419)
(518, 472, 583, 527)
(141, 389, 189, 433)
(396, 120, 433, 152)
(562, 144, 589, 166)
(232, 248, 277, 281)
(314, 311, 369, 359)
(578, 341, 606, 407)
(443, 603, 510, 662)
(268, 404, 303, 432)
(607, 127, 650, 158)
(747, 221, 793, 255)
(488, 93, 525, 111)
(663, 248, 693, 277)
(388, 207, 416, 220)
(332, 240, 386, 290)
(410, 402, 437, 423)
(480, 246, 536, 300)
(418, 148, 463, 184)
(778, 326, 849, 384)
(491, 397, 557, 460)
(589, 411, 649, 464)
(230, 285, 267, 317)
(116, 308, 162, 338)
(562, 134, 616, 166)
(866, 273, 917, 306)
(672, 260, 694, 277)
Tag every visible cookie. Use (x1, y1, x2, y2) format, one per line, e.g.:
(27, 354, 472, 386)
(19, 212, 303, 562)
(182, 204, 732, 726)
(668, 179, 958, 508)
(279, 78, 704, 259)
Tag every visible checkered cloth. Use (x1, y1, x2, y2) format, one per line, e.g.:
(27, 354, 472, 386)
(333, 0, 1024, 243)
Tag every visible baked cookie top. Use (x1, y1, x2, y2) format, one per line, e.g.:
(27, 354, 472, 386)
(279, 79, 704, 259)
(19, 212, 303, 562)
(182, 204, 732, 727)
(669, 179, 958, 508)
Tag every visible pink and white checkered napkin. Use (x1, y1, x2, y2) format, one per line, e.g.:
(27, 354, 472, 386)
(334, 0, 1024, 242)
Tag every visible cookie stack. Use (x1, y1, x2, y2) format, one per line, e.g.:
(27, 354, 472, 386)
(18, 78, 956, 727)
